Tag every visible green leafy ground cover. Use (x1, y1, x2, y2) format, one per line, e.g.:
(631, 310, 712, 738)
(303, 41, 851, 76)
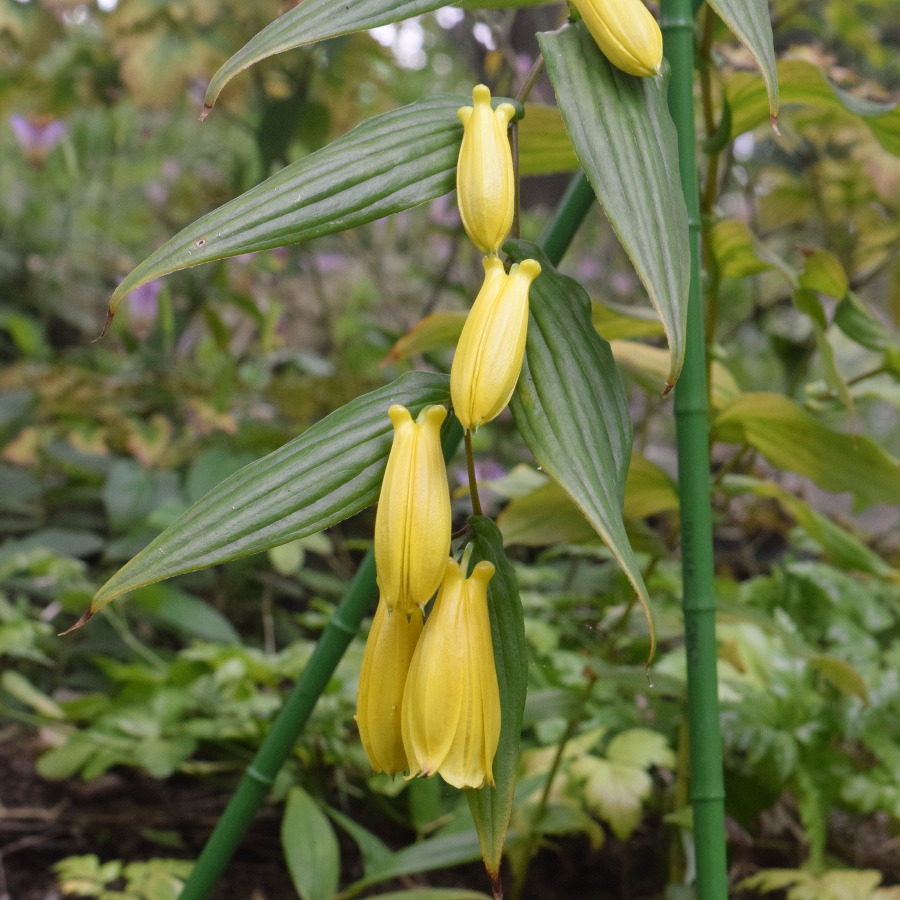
(1, 0, 899, 898)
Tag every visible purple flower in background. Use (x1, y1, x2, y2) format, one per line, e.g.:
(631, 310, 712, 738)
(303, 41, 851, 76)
(126, 279, 162, 339)
(10, 115, 67, 167)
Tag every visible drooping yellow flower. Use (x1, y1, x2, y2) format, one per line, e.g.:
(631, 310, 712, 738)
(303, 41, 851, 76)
(456, 84, 516, 255)
(572, 0, 663, 78)
(356, 598, 424, 774)
(375, 405, 451, 616)
(450, 256, 541, 431)
(402, 558, 501, 789)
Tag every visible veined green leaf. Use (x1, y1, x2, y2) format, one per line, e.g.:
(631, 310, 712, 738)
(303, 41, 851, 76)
(466, 517, 528, 882)
(713, 393, 900, 510)
(506, 239, 654, 657)
(108, 96, 466, 319)
(204, 0, 553, 110)
(539, 22, 689, 389)
(345, 830, 482, 895)
(86, 372, 450, 617)
(728, 60, 900, 156)
(706, 0, 779, 126)
(281, 787, 340, 900)
(204, 0, 449, 111)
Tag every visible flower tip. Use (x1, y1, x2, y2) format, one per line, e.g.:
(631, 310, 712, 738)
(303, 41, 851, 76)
(517, 258, 542, 280)
(420, 404, 448, 427)
(472, 83, 491, 104)
(470, 560, 495, 587)
(388, 404, 413, 428)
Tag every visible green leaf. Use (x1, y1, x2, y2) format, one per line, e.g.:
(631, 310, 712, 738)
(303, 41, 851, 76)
(606, 728, 676, 770)
(713, 393, 900, 510)
(386, 311, 466, 362)
(204, 0, 448, 110)
(466, 517, 529, 882)
(834, 292, 900, 354)
(281, 786, 341, 900)
(728, 60, 900, 156)
(346, 831, 483, 895)
(722, 475, 894, 578)
(709, 220, 775, 279)
(518, 104, 579, 175)
(539, 22, 689, 389)
(325, 808, 391, 875)
(89, 373, 450, 615)
(505, 239, 654, 657)
(611, 340, 741, 409)
(131, 584, 242, 644)
(109, 96, 466, 318)
(706, 0, 779, 126)
(798, 250, 849, 300)
(499, 479, 597, 547)
(808, 656, 869, 704)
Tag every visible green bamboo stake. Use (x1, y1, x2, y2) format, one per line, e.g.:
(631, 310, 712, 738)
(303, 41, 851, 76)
(660, 1, 729, 898)
(175, 177, 597, 899)
(538, 170, 595, 267)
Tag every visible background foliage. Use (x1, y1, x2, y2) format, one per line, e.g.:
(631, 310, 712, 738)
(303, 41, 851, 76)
(1, 0, 898, 898)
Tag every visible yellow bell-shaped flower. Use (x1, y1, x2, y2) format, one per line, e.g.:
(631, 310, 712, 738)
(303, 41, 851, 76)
(402, 558, 501, 789)
(456, 84, 516, 255)
(450, 256, 541, 431)
(572, 0, 663, 78)
(356, 598, 424, 774)
(375, 404, 451, 616)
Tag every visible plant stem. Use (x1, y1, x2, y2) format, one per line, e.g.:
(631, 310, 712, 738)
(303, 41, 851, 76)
(661, 1, 729, 898)
(465, 429, 484, 517)
(511, 670, 597, 900)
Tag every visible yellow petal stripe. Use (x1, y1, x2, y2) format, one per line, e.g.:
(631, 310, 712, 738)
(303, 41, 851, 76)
(456, 84, 516, 254)
(571, 0, 663, 78)
(374, 405, 451, 615)
(356, 599, 424, 774)
(402, 558, 501, 789)
(451, 257, 541, 431)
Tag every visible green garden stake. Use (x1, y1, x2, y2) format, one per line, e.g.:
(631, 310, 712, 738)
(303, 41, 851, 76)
(661, 1, 729, 897)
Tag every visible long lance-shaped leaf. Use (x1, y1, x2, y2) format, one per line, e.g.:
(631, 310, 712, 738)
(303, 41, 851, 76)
(507, 238, 655, 658)
(705, 0, 779, 129)
(466, 516, 528, 890)
(106, 95, 465, 324)
(78, 372, 450, 625)
(539, 22, 689, 390)
(203, 0, 449, 112)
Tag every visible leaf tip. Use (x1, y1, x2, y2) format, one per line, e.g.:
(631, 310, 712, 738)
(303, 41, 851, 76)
(93, 307, 115, 342)
(770, 113, 781, 136)
(487, 866, 503, 900)
(198, 103, 213, 123)
(663, 381, 675, 398)
(59, 607, 94, 636)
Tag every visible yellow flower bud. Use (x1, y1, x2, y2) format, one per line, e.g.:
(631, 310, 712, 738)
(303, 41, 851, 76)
(572, 0, 663, 78)
(450, 256, 541, 431)
(402, 558, 501, 789)
(356, 599, 424, 774)
(456, 84, 516, 255)
(375, 405, 451, 616)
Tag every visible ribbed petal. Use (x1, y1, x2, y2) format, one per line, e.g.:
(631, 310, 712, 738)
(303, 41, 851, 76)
(451, 258, 541, 431)
(402, 559, 465, 776)
(375, 405, 451, 615)
(356, 599, 423, 774)
(456, 85, 516, 254)
(402, 558, 500, 789)
(572, 0, 662, 77)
